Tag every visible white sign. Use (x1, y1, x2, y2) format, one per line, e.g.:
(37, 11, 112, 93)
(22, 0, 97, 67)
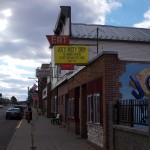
(36, 68, 53, 77)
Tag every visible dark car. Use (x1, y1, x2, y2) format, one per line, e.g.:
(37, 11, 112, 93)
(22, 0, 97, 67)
(12, 105, 23, 111)
(6, 108, 23, 120)
(12, 105, 24, 116)
(21, 104, 27, 110)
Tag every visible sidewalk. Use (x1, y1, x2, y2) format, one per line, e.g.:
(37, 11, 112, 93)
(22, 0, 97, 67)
(7, 108, 97, 150)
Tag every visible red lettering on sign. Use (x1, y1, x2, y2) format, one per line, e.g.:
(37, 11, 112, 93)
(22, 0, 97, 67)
(60, 65, 74, 70)
(46, 35, 70, 45)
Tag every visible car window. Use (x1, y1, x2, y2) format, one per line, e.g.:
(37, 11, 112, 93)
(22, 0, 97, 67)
(11, 109, 20, 112)
(13, 105, 23, 110)
(8, 108, 20, 112)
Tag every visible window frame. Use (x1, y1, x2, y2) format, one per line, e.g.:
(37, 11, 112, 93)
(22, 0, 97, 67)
(87, 95, 93, 123)
(93, 93, 100, 124)
(87, 93, 100, 124)
(68, 98, 74, 118)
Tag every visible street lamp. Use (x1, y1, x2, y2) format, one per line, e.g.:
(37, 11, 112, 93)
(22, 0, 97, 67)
(28, 77, 47, 87)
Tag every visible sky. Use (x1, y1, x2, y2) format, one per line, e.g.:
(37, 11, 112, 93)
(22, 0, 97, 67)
(0, 0, 150, 101)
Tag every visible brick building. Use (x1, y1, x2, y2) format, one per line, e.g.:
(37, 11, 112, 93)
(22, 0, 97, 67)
(44, 6, 150, 150)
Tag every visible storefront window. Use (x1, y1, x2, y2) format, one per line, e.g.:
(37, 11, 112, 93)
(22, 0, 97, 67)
(93, 94, 100, 124)
(87, 94, 100, 124)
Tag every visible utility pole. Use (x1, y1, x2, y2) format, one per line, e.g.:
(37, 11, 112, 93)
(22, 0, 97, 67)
(27, 86, 30, 108)
(97, 28, 99, 54)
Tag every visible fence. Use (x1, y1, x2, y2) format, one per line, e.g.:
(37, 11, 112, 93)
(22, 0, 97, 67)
(114, 98, 148, 127)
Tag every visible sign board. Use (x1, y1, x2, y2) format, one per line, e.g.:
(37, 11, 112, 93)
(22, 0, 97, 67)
(46, 35, 70, 45)
(31, 93, 39, 101)
(36, 68, 53, 77)
(60, 65, 74, 70)
(54, 46, 88, 65)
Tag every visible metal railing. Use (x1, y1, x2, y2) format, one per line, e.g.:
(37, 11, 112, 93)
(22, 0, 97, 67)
(114, 98, 148, 127)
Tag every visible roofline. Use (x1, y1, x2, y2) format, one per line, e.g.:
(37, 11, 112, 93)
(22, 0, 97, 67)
(71, 23, 150, 31)
(71, 23, 150, 43)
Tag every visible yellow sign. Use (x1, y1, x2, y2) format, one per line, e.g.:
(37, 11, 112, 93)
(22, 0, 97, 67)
(54, 46, 88, 65)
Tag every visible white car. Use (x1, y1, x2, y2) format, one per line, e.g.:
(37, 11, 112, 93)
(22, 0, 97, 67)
(0, 105, 3, 108)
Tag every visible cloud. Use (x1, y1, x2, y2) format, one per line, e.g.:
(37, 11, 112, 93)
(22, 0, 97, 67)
(133, 8, 150, 28)
(2, 9, 12, 17)
(66, 0, 122, 24)
(0, 9, 12, 31)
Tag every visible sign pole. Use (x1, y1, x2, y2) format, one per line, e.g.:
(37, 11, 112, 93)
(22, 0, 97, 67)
(97, 28, 99, 54)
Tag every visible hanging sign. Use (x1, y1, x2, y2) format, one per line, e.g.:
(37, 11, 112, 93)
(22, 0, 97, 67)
(60, 65, 74, 70)
(46, 35, 70, 45)
(36, 68, 53, 77)
(31, 93, 39, 101)
(54, 45, 88, 65)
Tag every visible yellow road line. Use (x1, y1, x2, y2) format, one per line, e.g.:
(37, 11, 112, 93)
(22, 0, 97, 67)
(16, 120, 22, 128)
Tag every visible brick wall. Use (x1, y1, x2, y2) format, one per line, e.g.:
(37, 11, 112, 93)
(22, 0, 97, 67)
(67, 53, 126, 149)
(103, 55, 126, 150)
(80, 84, 87, 137)
(56, 53, 126, 149)
(47, 82, 51, 118)
(58, 83, 68, 123)
(87, 124, 104, 147)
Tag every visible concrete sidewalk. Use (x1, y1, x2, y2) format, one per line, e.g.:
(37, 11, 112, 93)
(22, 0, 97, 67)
(7, 109, 96, 150)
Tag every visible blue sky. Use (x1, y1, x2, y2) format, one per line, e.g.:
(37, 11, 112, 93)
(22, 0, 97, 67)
(0, 0, 150, 101)
(106, 0, 150, 27)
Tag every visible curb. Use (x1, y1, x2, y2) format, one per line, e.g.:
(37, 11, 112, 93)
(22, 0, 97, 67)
(7, 127, 18, 150)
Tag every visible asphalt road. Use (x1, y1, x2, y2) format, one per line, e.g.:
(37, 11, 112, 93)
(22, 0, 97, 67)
(0, 106, 21, 150)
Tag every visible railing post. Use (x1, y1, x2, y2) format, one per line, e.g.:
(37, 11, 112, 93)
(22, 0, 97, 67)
(148, 99, 150, 149)
(130, 100, 134, 127)
(116, 101, 120, 125)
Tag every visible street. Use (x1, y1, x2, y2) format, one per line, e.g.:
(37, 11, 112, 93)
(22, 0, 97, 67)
(0, 106, 21, 150)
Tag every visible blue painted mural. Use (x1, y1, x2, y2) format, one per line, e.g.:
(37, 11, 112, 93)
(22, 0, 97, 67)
(119, 63, 150, 100)
(119, 63, 150, 129)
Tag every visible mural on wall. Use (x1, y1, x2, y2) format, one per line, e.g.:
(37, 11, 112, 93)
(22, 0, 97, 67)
(119, 63, 150, 100)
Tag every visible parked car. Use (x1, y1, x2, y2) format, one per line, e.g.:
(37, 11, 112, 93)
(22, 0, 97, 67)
(21, 104, 27, 110)
(6, 108, 23, 120)
(0, 105, 3, 108)
(12, 105, 24, 116)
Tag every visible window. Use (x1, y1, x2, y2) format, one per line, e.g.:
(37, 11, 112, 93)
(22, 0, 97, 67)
(87, 93, 100, 124)
(93, 94, 100, 124)
(87, 95, 92, 122)
(68, 98, 74, 118)
(51, 97, 57, 113)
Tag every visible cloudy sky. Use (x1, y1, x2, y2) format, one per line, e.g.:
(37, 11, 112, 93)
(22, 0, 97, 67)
(0, 0, 150, 101)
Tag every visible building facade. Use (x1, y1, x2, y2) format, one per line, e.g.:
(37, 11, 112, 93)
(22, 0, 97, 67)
(43, 6, 150, 150)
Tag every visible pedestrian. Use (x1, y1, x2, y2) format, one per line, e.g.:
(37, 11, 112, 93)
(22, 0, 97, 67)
(26, 107, 32, 123)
